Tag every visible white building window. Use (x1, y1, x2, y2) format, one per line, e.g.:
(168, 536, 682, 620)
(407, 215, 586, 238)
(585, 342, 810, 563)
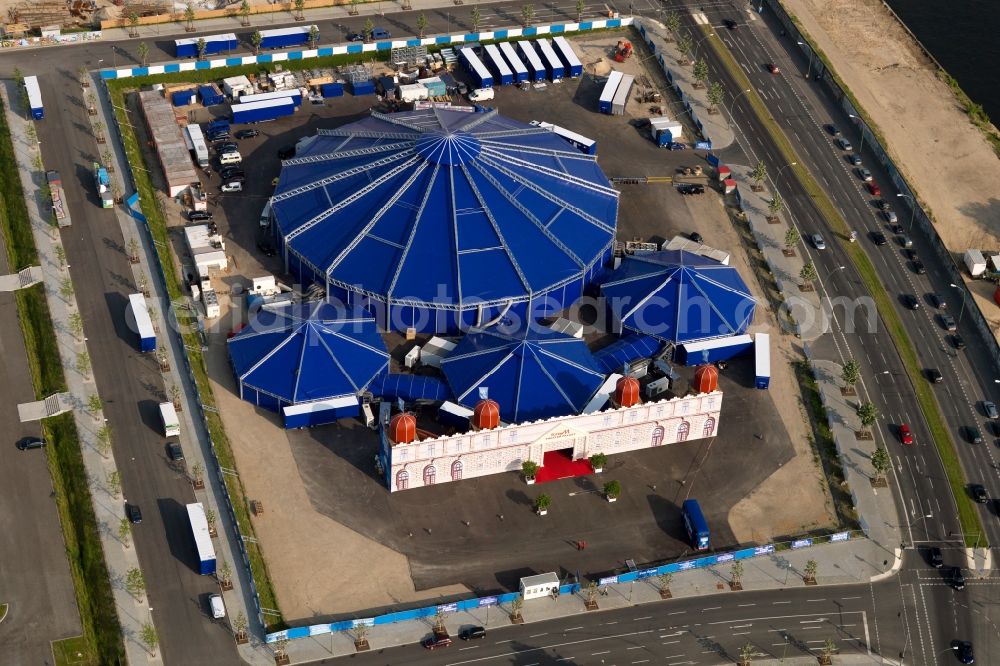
(427, 442, 437, 458)
(655, 405, 664, 417)
(397, 447, 408, 461)
(681, 400, 691, 415)
(603, 414, 612, 427)
(509, 429, 517, 443)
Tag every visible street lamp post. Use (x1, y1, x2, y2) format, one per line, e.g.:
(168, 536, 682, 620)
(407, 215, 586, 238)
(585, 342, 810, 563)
(950, 283, 968, 324)
(897, 193, 916, 231)
(692, 32, 717, 62)
(796, 40, 813, 79)
(775, 161, 797, 182)
(848, 113, 865, 154)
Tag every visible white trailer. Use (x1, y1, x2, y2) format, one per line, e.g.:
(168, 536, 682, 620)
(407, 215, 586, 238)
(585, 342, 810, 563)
(24, 75, 43, 119)
(611, 74, 634, 115)
(598, 70, 624, 113)
(185, 124, 210, 168)
(398, 83, 429, 103)
(159, 401, 181, 437)
(964, 249, 987, 277)
(127, 293, 156, 352)
(498, 41, 529, 83)
(754, 333, 770, 389)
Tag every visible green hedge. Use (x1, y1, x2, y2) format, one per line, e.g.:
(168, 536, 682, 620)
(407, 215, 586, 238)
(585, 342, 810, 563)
(701, 24, 986, 547)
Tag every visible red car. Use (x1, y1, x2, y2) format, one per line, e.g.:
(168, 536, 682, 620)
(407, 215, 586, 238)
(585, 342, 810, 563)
(422, 635, 452, 650)
(767, 63, 780, 75)
(867, 181, 881, 196)
(899, 423, 913, 445)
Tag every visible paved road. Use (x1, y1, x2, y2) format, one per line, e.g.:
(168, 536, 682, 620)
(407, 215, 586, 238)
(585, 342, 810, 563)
(0, 218, 82, 661)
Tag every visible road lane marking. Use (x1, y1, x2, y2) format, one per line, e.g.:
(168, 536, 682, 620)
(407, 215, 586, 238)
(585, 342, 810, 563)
(605, 621, 618, 625)
(565, 627, 583, 631)
(737, 603, 755, 607)
(731, 624, 752, 628)
(732, 631, 750, 636)
(773, 601, 791, 605)
(663, 640, 680, 644)
(529, 633, 547, 638)
(460, 646, 480, 651)
(634, 616, 652, 621)
(702, 606, 721, 611)
(592, 650, 610, 655)
(443, 629, 655, 665)
(495, 639, 512, 644)
(632, 661, 650, 665)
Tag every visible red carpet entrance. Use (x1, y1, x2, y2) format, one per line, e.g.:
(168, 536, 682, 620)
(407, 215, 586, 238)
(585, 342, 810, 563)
(535, 448, 594, 484)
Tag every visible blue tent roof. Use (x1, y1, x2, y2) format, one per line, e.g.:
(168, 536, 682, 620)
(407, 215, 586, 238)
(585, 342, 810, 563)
(441, 327, 605, 423)
(227, 302, 389, 405)
(600, 250, 756, 343)
(272, 108, 618, 313)
(593, 334, 663, 374)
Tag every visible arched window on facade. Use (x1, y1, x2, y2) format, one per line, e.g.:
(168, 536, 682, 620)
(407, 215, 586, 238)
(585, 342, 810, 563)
(451, 459, 463, 481)
(677, 421, 691, 442)
(423, 464, 437, 486)
(703, 417, 716, 437)
(651, 426, 665, 447)
(396, 469, 409, 491)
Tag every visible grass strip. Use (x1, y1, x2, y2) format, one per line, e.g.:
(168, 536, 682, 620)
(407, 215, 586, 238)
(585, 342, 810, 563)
(0, 101, 122, 663)
(106, 81, 284, 630)
(701, 24, 987, 547)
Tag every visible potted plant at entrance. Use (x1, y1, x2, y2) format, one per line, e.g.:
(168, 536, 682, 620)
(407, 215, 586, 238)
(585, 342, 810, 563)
(589, 452, 607, 473)
(534, 494, 551, 516)
(603, 480, 621, 503)
(522, 460, 538, 485)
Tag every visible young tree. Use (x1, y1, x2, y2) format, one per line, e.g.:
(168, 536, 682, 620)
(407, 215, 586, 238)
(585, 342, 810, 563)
(363, 18, 375, 40)
(107, 470, 122, 498)
(870, 446, 890, 484)
(768, 192, 784, 218)
(137, 41, 149, 67)
(820, 638, 836, 664)
(127, 236, 140, 263)
(294, 0, 305, 20)
(251, 31, 263, 55)
(841, 359, 861, 388)
(470, 5, 482, 32)
(126, 567, 146, 600)
(184, 3, 195, 31)
(273, 638, 289, 658)
(509, 597, 523, 620)
(521, 3, 535, 28)
(534, 493, 551, 514)
(857, 401, 878, 428)
(804, 558, 818, 582)
(575, 0, 585, 21)
(87, 394, 103, 414)
(140, 622, 159, 656)
(54, 244, 66, 267)
(354, 622, 369, 647)
(433, 608, 446, 632)
(96, 423, 113, 456)
(707, 81, 725, 112)
(676, 31, 694, 63)
(349, 0, 359, 15)
(219, 557, 233, 587)
(137, 270, 149, 296)
(239, 0, 251, 26)
(93, 119, 105, 143)
(205, 507, 217, 534)
(233, 610, 249, 639)
(739, 642, 755, 665)
(59, 276, 74, 299)
(663, 10, 681, 38)
(128, 11, 140, 37)
(416, 13, 428, 38)
(68, 312, 84, 339)
(693, 58, 709, 87)
(102, 149, 114, 172)
(521, 460, 538, 480)
(784, 226, 800, 250)
(657, 572, 673, 596)
(78, 65, 90, 87)
(750, 159, 768, 187)
(799, 261, 818, 283)
(308, 24, 320, 48)
(119, 516, 132, 548)
(603, 479, 621, 500)
(76, 351, 92, 378)
(196, 38, 208, 60)
(731, 560, 744, 587)
(589, 452, 607, 471)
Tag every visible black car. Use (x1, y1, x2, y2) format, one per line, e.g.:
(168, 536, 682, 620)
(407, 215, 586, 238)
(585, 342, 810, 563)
(235, 128, 259, 139)
(912, 260, 926, 274)
(847, 154, 862, 166)
(277, 145, 296, 160)
(167, 442, 184, 462)
(952, 640, 974, 664)
(347, 31, 364, 42)
(971, 484, 988, 503)
(188, 211, 213, 221)
(951, 334, 966, 349)
(966, 427, 984, 444)
(220, 166, 244, 180)
(678, 184, 705, 195)
(871, 231, 888, 246)
(689, 231, 704, 243)
(928, 546, 944, 568)
(257, 239, 277, 257)
(126, 502, 142, 524)
(902, 294, 920, 310)
(723, 18, 737, 30)
(16, 436, 46, 450)
(928, 292, 946, 309)
(949, 566, 965, 590)
(223, 174, 246, 185)
(825, 124, 841, 136)
(873, 198, 891, 211)
(926, 368, 943, 383)
(889, 223, 904, 235)
(207, 131, 231, 142)
(904, 249, 918, 261)
(459, 626, 486, 640)
(215, 142, 238, 154)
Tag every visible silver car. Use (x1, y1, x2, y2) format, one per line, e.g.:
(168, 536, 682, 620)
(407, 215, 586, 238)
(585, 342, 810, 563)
(811, 234, 827, 250)
(856, 167, 872, 182)
(984, 401, 998, 419)
(835, 137, 853, 151)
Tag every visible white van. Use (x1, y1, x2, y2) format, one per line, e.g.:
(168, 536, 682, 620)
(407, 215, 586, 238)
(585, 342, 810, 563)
(209, 593, 226, 619)
(219, 152, 242, 165)
(468, 87, 494, 102)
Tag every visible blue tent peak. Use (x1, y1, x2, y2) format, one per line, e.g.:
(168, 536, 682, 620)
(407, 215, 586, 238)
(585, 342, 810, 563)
(415, 130, 482, 165)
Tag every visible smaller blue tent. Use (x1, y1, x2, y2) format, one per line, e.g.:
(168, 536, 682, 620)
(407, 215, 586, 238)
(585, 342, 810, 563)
(441, 327, 605, 423)
(227, 302, 389, 411)
(600, 250, 756, 344)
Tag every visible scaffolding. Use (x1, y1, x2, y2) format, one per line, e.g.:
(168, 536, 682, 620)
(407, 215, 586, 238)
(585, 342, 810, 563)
(390, 45, 428, 68)
(341, 63, 373, 84)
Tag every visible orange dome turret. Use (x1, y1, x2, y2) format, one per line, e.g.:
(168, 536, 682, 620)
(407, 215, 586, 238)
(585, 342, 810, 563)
(388, 412, 417, 444)
(693, 364, 719, 393)
(472, 399, 501, 430)
(613, 376, 641, 407)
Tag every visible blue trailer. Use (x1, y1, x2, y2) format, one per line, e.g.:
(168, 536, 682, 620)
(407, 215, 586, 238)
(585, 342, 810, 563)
(127, 293, 156, 352)
(598, 71, 623, 114)
(498, 41, 529, 83)
(675, 334, 753, 366)
(682, 499, 710, 551)
(282, 396, 359, 429)
(231, 97, 296, 123)
(535, 38, 564, 80)
(187, 503, 217, 575)
(483, 43, 513, 85)
(174, 32, 238, 58)
(460, 47, 493, 88)
(23, 76, 43, 119)
(171, 88, 196, 106)
(198, 83, 224, 106)
(754, 333, 770, 389)
(552, 36, 583, 78)
(320, 82, 344, 97)
(207, 118, 230, 133)
(377, 76, 396, 96)
(351, 80, 376, 96)
(517, 41, 546, 82)
(258, 25, 318, 49)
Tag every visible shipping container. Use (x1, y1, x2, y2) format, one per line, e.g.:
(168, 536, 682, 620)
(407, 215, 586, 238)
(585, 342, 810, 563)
(351, 79, 376, 96)
(498, 41, 529, 83)
(682, 499, 710, 550)
(231, 97, 296, 124)
(174, 32, 238, 58)
(650, 117, 683, 147)
(675, 334, 753, 365)
(171, 88, 196, 106)
(238, 89, 302, 107)
(611, 73, 634, 115)
(416, 76, 446, 96)
(185, 124, 210, 168)
(460, 47, 493, 88)
(598, 70, 623, 113)
(531, 120, 596, 155)
(483, 43, 514, 85)
(535, 38, 564, 80)
(127, 293, 156, 352)
(282, 396, 359, 428)
(320, 82, 344, 98)
(754, 333, 770, 389)
(517, 40, 546, 81)
(23, 75, 43, 119)
(186, 503, 217, 575)
(221, 75, 253, 98)
(258, 25, 318, 49)
(552, 36, 583, 77)
(198, 83, 224, 107)
(398, 83, 429, 103)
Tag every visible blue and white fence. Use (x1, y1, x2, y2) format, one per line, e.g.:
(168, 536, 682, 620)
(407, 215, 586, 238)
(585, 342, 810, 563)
(265, 531, 855, 643)
(99, 19, 633, 80)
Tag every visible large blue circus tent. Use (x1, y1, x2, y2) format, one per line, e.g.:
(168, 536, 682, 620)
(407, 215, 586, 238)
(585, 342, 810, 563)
(441, 327, 606, 423)
(270, 108, 619, 333)
(599, 250, 756, 344)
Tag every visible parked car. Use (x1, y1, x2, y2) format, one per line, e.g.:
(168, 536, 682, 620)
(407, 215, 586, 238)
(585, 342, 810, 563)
(898, 234, 913, 248)
(835, 137, 853, 150)
(928, 546, 943, 568)
(951, 640, 974, 664)
(371, 27, 391, 39)
(971, 484, 988, 503)
(723, 18, 738, 30)
(984, 401, 998, 419)
(215, 142, 238, 154)
(873, 198, 891, 211)
(912, 260, 926, 274)
(15, 436, 46, 450)
(346, 31, 364, 42)
(966, 426, 984, 444)
(220, 166, 244, 180)
(856, 167, 872, 182)
(422, 635, 453, 650)
(207, 130, 231, 142)
(951, 334, 966, 349)
(220, 181, 243, 193)
(678, 184, 705, 195)
(668, 142, 687, 150)
(459, 626, 486, 640)
(890, 223, 904, 234)
(126, 502, 142, 524)
(940, 314, 957, 331)
(235, 129, 259, 139)
(167, 442, 184, 461)
(188, 211, 213, 221)
(277, 145, 296, 160)
(867, 181, 882, 196)
(883, 210, 898, 224)
(871, 231, 888, 246)
(898, 423, 913, 445)
(689, 231, 704, 243)
(257, 238, 277, 257)
(929, 293, 946, 309)
(209, 593, 226, 619)
(926, 368, 943, 383)
(904, 249, 918, 261)
(222, 173, 246, 184)
(848, 154, 863, 166)
(811, 234, 826, 250)
(767, 62, 780, 74)
(902, 294, 920, 310)
(825, 124, 841, 136)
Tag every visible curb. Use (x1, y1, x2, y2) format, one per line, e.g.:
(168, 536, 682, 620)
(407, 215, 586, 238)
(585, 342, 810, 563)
(868, 548, 903, 582)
